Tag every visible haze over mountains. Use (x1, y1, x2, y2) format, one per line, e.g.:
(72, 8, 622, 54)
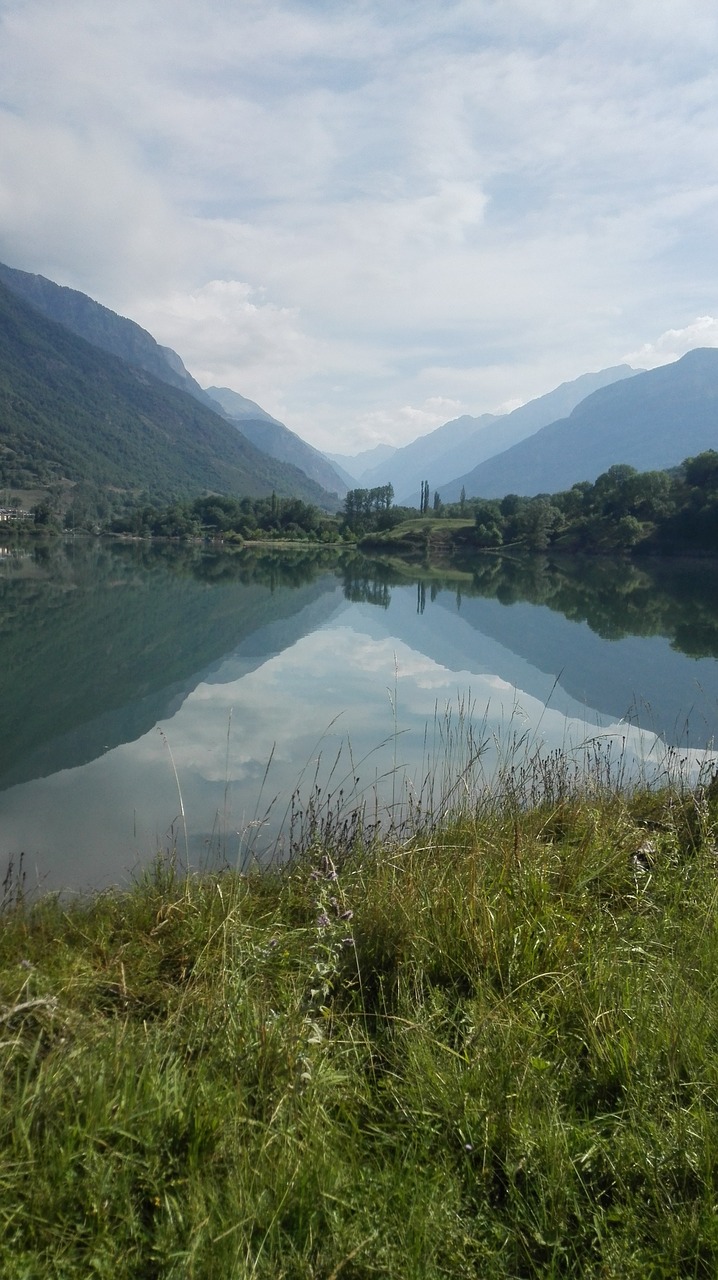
(1, 258, 718, 515)
(205, 385, 347, 497)
(324, 443, 398, 487)
(439, 348, 718, 501)
(345, 366, 638, 503)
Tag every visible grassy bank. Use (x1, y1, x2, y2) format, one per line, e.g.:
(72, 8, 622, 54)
(2, 773, 718, 1277)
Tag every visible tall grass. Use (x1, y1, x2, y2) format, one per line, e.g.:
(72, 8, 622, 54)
(2, 748, 718, 1276)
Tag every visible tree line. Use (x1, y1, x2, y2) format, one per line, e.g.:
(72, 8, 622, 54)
(14, 449, 718, 557)
(470, 452, 718, 554)
(108, 493, 347, 543)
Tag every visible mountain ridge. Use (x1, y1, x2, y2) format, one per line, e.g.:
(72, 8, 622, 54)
(0, 260, 345, 501)
(0, 261, 214, 407)
(0, 278, 338, 508)
(440, 348, 718, 500)
(205, 386, 347, 497)
(346, 366, 638, 503)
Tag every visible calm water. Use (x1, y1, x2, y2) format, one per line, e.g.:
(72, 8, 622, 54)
(2, 540, 718, 890)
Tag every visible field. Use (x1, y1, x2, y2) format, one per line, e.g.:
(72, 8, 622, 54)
(2, 763, 718, 1277)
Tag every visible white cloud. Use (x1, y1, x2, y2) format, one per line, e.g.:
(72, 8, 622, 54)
(347, 398, 469, 448)
(2, 0, 718, 449)
(623, 317, 718, 369)
(132, 278, 320, 406)
(0, 112, 186, 297)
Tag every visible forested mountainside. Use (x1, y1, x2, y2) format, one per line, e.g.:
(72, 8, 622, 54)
(0, 261, 345, 501)
(0, 261, 210, 404)
(0, 279, 338, 509)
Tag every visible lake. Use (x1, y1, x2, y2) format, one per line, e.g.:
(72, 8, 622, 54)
(2, 539, 718, 890)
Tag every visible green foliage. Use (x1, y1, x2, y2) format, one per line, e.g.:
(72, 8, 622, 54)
(466, 550, 718, 656)
(110, 493, 344, 542)
(0, 280, 337, 512)
(3, 768, 718, 1276)
(342, 484, 395, 534)
(459, 450, 718, 556)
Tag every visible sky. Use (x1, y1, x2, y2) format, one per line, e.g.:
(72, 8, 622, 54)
(1, 0, 718, 454)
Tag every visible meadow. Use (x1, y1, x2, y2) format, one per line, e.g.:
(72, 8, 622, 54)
(2, 748, 718, 1278)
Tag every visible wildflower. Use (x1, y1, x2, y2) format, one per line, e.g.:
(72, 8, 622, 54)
(316, 913, 331, 928)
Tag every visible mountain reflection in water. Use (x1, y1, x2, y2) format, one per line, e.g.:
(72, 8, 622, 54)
(1, 542, 717, 888)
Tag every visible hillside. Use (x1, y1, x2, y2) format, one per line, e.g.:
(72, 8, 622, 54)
(356, 366, 637, 503)
(0, 263, 346, 504)
(0, 261, 213, 407)
(205, 386, 347, 497)
(441, 348, 718, 499)
(0, 280, 338, 508)
(203, 385, 278, 422)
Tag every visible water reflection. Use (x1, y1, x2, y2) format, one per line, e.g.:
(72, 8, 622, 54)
(1, 543, 717, 889)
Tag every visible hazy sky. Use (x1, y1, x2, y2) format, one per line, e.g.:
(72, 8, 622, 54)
(1, 0, 718, 453)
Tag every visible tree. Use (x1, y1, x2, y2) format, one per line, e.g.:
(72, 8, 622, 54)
(474, 499, 503, 547)
(685, 450, 718, 491)
(514, 498, 561, 551)
(32, 501, 53, 526)
(613, 515, 643, 550)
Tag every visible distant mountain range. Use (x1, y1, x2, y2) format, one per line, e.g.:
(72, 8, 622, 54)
(334, 352, 718, 506)
(324, 443, 398, 487)
(4, 259, 717, 516)
(0, 262, 348, 506)
(350, 366, 638, 504)
(440, 348, 718, 500)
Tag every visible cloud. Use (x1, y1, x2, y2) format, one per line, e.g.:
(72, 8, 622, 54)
(132, 278, 320, 405)
(623, 318, 718, 369)
(348, 398, 470, 448)
(0, 111, 187, 297)
(2, 0, 718, 450)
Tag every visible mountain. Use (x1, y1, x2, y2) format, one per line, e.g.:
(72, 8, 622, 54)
(0, 263, 346, 502)
(440, 348, 718, 500)
(205, 386, 347, 497)
(203, 385, 278, 423)
(360, 413, 497, 498)
(421, 367, 638, 504)
(324, 443, 398, 486)
(353, 366, 637, 504)
(320, 456, 357, 489)
(0, 278, 338, 508)
(0, 260, 215, 407)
